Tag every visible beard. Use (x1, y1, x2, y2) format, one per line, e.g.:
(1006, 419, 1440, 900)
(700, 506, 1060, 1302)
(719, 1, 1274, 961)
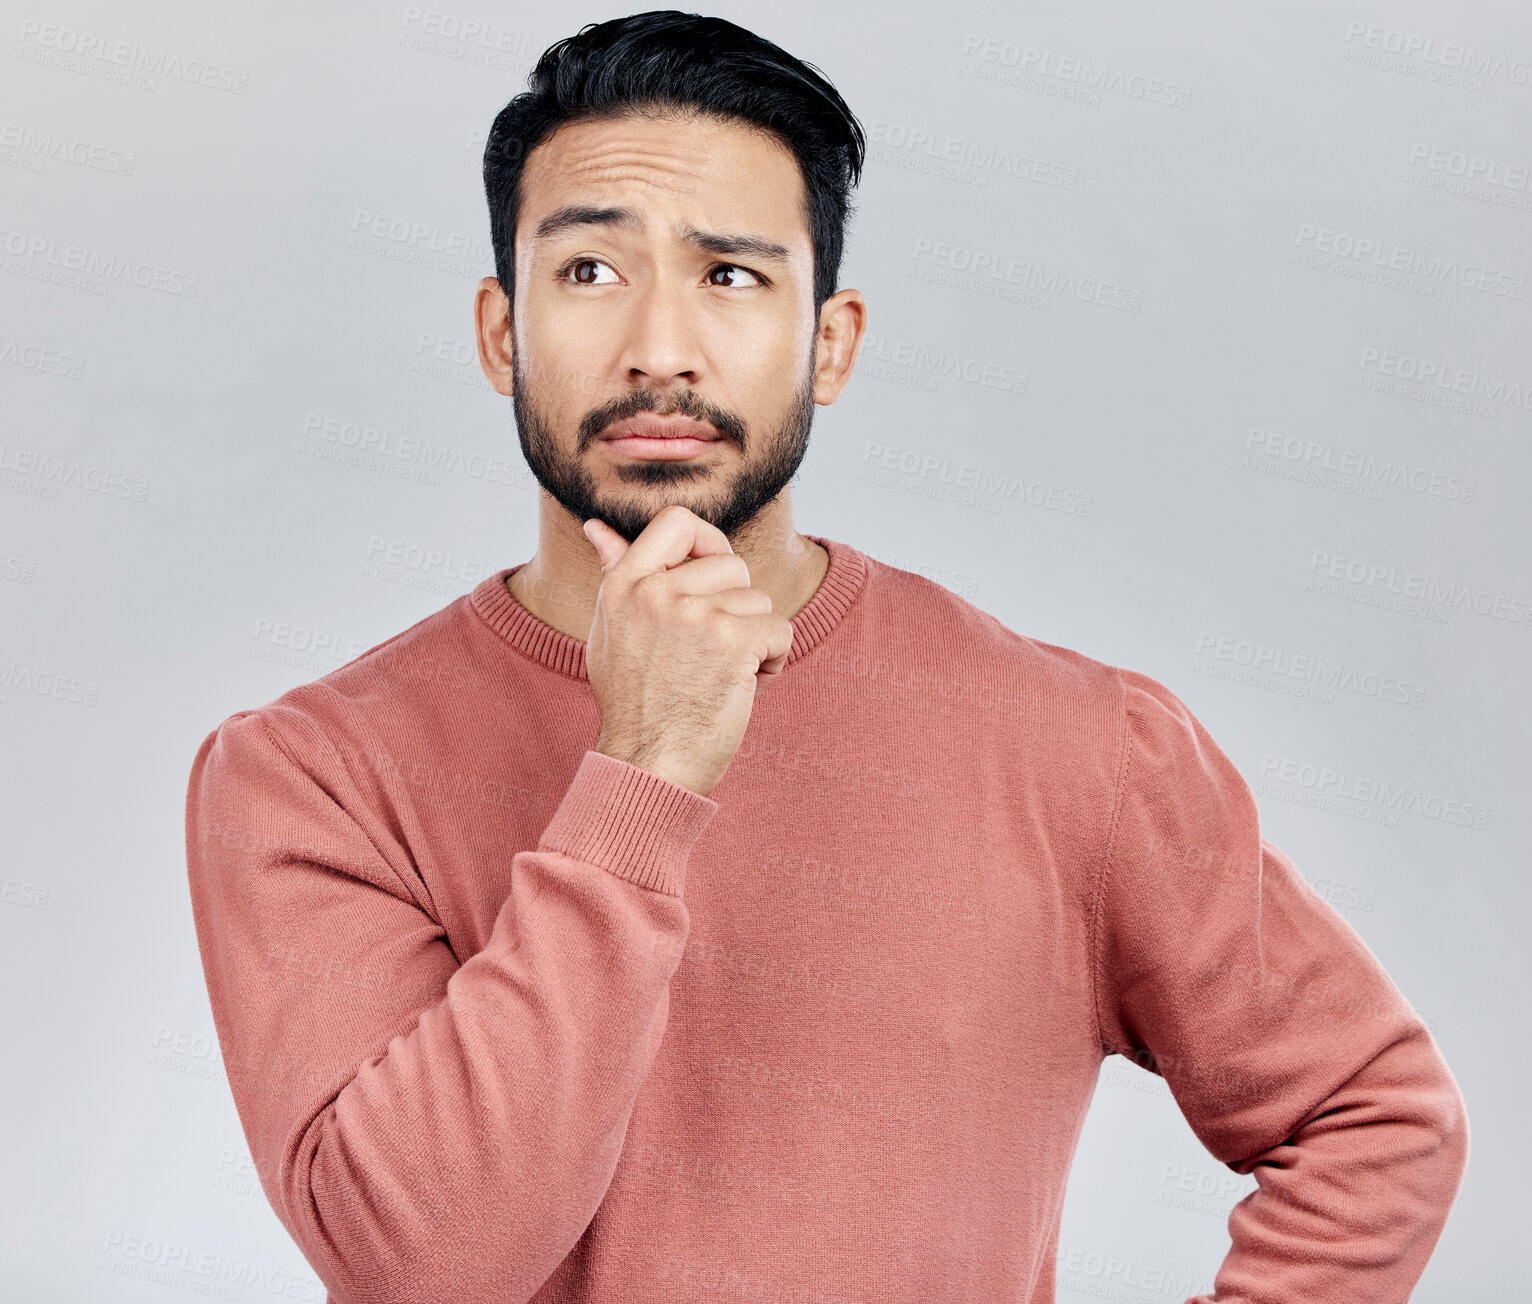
(510, 343, 817, 545)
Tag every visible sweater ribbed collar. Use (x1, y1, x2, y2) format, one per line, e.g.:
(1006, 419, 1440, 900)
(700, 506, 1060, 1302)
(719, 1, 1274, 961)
(468, 534, 868, 682)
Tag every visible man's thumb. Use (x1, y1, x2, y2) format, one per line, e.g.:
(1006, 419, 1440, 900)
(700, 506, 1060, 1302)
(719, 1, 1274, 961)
(583, 518, 628, 570)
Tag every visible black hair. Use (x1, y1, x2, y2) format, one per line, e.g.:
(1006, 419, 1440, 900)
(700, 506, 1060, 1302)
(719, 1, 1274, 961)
(483, 11, 865, 317)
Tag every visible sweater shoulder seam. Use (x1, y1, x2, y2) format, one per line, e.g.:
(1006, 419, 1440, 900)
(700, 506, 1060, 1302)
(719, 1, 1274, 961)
(250, 694, 433, 918)
(1090, 665, 1135, 1059)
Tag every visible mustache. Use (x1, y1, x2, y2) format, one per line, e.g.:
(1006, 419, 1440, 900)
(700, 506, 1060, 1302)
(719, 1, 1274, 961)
(578, 387, 748, 450)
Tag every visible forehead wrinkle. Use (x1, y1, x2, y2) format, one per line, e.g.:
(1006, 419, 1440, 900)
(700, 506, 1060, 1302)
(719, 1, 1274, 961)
(556, 135, 710, 184)
(565, 135, 698, 165)
(538, 121, 795, 200)
(530, 158, 706, 230)
(521, 122, 811, 270)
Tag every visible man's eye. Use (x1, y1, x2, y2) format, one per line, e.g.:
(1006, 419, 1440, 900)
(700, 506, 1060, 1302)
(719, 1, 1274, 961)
(563, 258, 619, 285)
(706, 264, 764, 289)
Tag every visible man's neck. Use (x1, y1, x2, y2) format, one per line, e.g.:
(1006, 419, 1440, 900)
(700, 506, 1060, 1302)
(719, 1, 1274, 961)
(506, 495, 830, 644)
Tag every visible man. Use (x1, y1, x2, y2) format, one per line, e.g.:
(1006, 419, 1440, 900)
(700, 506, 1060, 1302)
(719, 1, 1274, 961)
(185, 12, 1467, 1303)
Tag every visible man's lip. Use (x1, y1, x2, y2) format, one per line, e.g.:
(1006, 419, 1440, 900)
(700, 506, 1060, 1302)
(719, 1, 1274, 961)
(601, 417, 720, 441)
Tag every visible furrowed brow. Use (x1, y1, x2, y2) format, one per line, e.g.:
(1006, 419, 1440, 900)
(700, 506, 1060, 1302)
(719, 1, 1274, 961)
(530, 204, 791, 265)
(678, 224, 791, 263)
(531, 204, 645, 243)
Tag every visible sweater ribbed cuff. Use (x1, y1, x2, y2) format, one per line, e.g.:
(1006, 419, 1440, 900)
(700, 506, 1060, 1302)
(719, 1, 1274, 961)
(536, 750, 719, 897)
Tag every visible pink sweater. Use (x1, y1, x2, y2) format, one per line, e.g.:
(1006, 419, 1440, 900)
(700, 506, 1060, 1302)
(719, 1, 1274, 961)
(185, 535, 1467, 1303)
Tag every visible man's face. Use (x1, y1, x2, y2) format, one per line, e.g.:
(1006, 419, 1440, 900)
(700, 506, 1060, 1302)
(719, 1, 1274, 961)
(505, 111, 821, 543)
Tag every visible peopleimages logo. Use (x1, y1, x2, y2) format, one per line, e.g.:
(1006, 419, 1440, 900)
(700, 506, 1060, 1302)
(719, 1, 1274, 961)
(1243, 428, 1475, 504)
(398, 5, 536, 69)
(298, 412, 529, 489)
(1192, 632, 1427, 708)
(345, 207, 492, 282)
(1056, 1246, 1200, 1299)
(860, 441, 1093, 518)
(16, 21, 251, 93)
(855, 333, 1029, 396)
(1308, 549, 1532, 626)
(1294, 223, 1524, 298)
(1258, 754, 1490, 830)
(1342, 21, 1532, 87)
(0, 225, 200, 298)
(865, 116, 1079, 190)
(1408, 143, 1532, 194)
(1356, 346, 1532, 411)
(0, 337, 86, 379)
(958, 35, 1194, 108)
(0, 121, 136, 175)
(99, 1230, 324, 1301)
(909, 238, 1143, 312)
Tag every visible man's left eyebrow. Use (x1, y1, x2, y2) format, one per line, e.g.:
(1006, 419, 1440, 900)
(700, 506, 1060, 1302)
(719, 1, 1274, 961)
(531, 204, 791, 264)
(677, 223, 791, 264)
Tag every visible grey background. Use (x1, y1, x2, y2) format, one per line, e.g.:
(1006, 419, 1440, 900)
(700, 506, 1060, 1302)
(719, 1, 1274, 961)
(2, 1, 1526, 1299)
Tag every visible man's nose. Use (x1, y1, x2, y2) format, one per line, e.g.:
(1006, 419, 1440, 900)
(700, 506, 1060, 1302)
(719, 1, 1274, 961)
(617, 279, 705, 386)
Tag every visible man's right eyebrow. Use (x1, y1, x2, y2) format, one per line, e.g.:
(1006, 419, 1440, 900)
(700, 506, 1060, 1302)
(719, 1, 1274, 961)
(530, 204, 645, 243)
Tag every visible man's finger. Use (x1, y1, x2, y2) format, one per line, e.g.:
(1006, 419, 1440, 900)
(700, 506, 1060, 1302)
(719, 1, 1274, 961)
(618, 504, 733, 578)
(583, 518, 631, 572)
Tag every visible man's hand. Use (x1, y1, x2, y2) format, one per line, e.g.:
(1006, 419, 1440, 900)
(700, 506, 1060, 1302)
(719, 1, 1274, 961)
(582, 504, 793, 798)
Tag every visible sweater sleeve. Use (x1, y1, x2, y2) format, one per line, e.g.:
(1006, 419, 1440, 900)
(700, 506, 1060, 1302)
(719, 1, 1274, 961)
(184, 704, 718, 1304)
(1091, 668, 1469, 1304)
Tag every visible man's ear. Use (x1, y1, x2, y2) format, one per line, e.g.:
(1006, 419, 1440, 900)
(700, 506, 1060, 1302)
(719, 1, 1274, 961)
(474, 277, 515, 396)
(812, 287, 868, 405)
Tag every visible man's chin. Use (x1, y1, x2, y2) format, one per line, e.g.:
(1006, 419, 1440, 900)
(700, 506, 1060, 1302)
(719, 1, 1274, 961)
(581, 494, 728, 543)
